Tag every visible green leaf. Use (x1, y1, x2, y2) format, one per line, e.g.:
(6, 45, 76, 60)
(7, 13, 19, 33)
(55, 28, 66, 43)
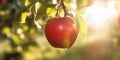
(25, 0, 31, 7)
(22, 25, 29, 32)
(46, 8, 57, 17)
(76, 15, 87, 35)
(11, 34, 21, 45)
(20, 12, 27, 23)
(2, 26, 10, 35)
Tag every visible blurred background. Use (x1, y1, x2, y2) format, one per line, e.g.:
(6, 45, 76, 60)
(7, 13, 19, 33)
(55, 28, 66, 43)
(0, 0, 120, 60)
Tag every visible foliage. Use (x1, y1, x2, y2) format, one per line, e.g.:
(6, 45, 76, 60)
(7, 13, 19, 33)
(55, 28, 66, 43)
(0, 0, 88, 60)
(0, 0, 120, 60)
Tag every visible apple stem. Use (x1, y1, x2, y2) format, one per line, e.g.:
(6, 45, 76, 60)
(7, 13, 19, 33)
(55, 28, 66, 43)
(61, 0, 67, 17)
(56, 0, 61, 17)
(56, 0, 67, 17)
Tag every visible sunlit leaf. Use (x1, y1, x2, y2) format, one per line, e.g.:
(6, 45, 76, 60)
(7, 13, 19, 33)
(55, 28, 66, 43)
(59, 9, 65, 17)
(20, 12, 27, 23)
(76, 7, 86, 14)
(11, 34, 21, 45)
(76, 15, 87, 35)
(22, 25, 29, 32)
(64, 0, 73, 3)
(46, 8, 57, 17)
(65, 2, 74, 10)
(2, 27, 10, 34)
(25, 0, 30, 7)
(64, 0, 77, 10)
(79, 0, 88, 6)
(76, 0, 88, 8)
(30, 28, 35, 35)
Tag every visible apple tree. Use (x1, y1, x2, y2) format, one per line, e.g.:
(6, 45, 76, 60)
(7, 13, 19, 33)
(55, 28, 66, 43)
(1, 0, 120, 60)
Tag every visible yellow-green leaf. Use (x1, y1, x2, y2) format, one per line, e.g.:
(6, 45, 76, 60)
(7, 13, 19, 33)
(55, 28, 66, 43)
(46, 8, 57, 17)
(76, 15, 87, 35)
(20, 12, 27, 23)
(22, 25, 29, 32)
(11, 34, 21, 45)
(77, 0, 88, 8)
(25, 0, 30, 6)
(2, 26, 10, 34)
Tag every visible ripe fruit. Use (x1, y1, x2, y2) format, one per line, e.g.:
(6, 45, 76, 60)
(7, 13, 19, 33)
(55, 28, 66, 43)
(45, 17, 78, 48)
(0, 0, 5, 5)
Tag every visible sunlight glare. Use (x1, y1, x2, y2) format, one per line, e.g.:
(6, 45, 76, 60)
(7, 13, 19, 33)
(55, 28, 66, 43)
(81, 0, 119, 43)
(52, 0, 57, 4)
(70, 2, 77, 10)
(83, 0, 118, 32)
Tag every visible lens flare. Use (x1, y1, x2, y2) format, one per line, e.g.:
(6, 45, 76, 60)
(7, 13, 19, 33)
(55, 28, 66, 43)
(82, 0, 119, 43)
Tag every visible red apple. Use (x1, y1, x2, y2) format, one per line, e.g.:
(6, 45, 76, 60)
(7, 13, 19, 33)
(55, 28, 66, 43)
(0, 0, 5, 5)
(45, 17, 78, 48)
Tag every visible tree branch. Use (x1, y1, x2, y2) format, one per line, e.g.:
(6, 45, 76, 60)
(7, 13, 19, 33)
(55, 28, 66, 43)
(56, 0, 67, 17)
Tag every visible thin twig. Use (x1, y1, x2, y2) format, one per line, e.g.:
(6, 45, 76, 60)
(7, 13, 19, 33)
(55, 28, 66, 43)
(60, 0, 67, 17)
(56, 0, 67, 17)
